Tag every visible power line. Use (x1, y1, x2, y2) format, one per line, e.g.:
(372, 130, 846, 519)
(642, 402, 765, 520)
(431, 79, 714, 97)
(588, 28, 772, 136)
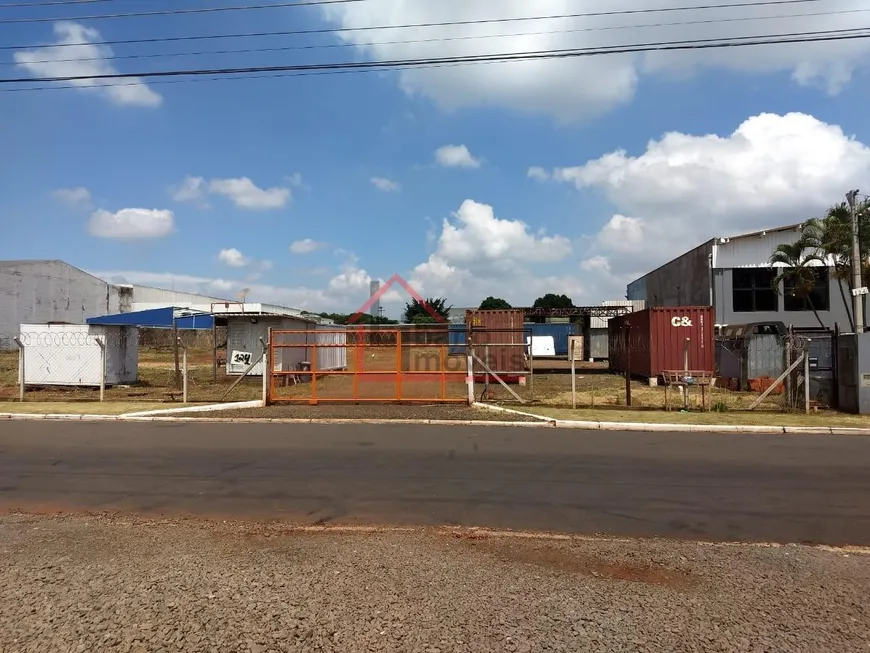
(0, 0, 115, 7)
(0, 0, 826, 25)
(7, 7, 868, 68)
(4, 28, 868, 87)
(0, 1, 834, 53)
(0, 0, 368, 24)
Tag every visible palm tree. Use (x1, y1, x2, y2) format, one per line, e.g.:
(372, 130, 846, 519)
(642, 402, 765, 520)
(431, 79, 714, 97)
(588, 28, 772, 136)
(803, 201, 870, 331)
(769, 235, 826, 328)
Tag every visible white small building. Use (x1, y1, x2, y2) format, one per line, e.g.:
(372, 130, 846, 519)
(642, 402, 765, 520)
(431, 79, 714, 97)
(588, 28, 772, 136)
(19, 323, 138, 387)
(211, 303, 347, 376)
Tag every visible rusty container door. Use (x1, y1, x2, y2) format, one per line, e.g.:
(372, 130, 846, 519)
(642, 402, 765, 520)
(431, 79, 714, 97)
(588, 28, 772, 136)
(648, 306, 714, 376)
(608, 308, 653, 378)
(466, 309, 526, 374)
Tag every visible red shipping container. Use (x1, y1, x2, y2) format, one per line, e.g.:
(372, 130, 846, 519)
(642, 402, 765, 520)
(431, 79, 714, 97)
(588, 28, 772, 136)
(608, 307, 714, 381)
(466, 309, 526, 374)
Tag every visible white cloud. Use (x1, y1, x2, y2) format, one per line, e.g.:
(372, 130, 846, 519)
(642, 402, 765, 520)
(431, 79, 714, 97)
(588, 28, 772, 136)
(218, 248, 249, 268)
(370, 176, 401, 192)
(208, 177, 291, 210)
(88, 208, 175, 240)
(435, 144, 481, 169)
(432, 199, 571, 266)
(549, 112, 870, 284)
(172, 176, 206, 203)
(320, 0, 869, 122)
(14, 22, 162, 107)
(285, 173, 305, 188)
(289, 238, 325, 254)
(581, 255, 610, 272)
(527, 167, 550, 181)
(52, 186, 91, 208)
(408, 199, 581, 306)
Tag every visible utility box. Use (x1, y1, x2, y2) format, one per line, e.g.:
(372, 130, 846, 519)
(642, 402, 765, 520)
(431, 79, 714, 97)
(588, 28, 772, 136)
(836, 332, 870, 414)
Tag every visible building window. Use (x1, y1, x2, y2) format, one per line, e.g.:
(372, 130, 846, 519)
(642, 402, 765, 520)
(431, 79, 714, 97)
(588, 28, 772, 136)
(732, 268, 778, 313)
(784, 267, 830, 312)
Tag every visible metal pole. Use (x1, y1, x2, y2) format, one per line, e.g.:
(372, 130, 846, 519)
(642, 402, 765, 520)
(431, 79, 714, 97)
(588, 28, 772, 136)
(683, 337, 690, 411)
(625, 321, 632, 407)
(466, 338, 475, 405)
(178, 337, 189, 404)
(172, 317, 181, 388)
(571, 342, 577, 410)
(13, 337, 24, 402)
(262, 333, 269, 406)
(97, 337, 106, 403)
(804, 338, 811, 414)
(847, 190, 864, 332)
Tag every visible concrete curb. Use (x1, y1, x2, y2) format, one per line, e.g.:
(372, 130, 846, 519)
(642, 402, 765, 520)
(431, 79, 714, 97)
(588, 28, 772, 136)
(0, 411, 864, 435)
(120, 400, 263, 418)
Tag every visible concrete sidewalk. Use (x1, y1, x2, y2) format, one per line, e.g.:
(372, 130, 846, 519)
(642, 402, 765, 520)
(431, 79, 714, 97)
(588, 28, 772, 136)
(0, 407, 864, 435)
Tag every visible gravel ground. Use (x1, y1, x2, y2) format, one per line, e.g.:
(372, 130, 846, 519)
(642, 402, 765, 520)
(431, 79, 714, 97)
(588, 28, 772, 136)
(1, 515, 868, 653)
(194, 404, 545, 422)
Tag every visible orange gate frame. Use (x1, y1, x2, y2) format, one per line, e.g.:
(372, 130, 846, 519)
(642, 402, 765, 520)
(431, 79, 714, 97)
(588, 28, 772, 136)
(267, 327, 470, 405)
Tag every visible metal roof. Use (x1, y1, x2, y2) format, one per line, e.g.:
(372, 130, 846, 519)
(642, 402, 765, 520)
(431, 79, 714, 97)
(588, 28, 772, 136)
(86, 307, 214, 330)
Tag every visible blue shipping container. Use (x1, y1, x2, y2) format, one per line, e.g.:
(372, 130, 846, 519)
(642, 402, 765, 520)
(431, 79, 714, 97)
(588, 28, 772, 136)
(525, 322, 576, 356)
(448, 323, 467, 356)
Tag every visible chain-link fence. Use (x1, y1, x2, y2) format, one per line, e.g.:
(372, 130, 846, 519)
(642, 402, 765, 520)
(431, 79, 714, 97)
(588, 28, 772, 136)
(0, 326, 262, 405)
(469, 332, 819, 414)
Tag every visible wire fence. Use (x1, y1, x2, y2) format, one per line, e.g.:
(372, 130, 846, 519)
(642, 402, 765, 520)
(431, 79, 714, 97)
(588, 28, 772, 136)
(0, 327, 258, 405)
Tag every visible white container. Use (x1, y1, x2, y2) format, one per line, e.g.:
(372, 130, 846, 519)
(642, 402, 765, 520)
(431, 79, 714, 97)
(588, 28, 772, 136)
(20, 323, 138, 386)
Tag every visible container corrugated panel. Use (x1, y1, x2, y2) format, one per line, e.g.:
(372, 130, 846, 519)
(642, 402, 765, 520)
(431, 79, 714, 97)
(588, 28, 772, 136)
(448, 323, 467, 356)
(525, 322, 576, 356)
(588, 328, 609, 359)
(609, 307, 714, 379)
(316, 325, 348, 371)
(466, 309, 526, 373)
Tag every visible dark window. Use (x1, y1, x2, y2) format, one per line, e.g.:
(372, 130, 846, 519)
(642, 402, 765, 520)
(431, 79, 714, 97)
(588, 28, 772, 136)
(784, 267, 830, 312)
(732, 268, 778, 313)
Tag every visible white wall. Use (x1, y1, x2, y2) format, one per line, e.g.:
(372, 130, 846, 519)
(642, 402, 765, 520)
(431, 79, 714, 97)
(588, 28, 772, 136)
(1, 261, 122, 347)
(20, 324, 138, 386)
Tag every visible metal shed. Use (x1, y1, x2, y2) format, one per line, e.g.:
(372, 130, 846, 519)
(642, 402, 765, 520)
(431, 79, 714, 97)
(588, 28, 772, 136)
(211, 303, 347, 376)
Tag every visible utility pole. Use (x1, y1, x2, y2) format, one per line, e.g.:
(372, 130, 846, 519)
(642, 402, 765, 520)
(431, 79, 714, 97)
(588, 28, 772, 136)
(847, 190, 865, 332)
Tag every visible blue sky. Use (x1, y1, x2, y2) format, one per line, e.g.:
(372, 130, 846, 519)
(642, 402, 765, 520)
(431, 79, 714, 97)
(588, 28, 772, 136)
(1, 0, 869, 316)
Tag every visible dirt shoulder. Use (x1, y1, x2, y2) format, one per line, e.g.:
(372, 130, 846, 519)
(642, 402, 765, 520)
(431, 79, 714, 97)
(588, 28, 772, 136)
(186, 404, 545, 422)
(0, 514, 867, 653)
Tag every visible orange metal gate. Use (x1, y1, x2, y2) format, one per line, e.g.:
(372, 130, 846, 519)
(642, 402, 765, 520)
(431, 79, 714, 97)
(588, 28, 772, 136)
(267, 326, 469, 404)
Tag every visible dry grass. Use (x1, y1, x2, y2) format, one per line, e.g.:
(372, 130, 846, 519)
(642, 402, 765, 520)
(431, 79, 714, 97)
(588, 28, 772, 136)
(0, 401, 195, 415)
(0, 349, 260, 405)
(526, 406, 870, 429)
(478, 369, 791, 412)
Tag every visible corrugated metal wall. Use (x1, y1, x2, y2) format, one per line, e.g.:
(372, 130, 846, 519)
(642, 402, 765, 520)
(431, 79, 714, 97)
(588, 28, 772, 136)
(316, 325, 348, 371)
(466, 309, 526, 373)
(609, 307, 715, 379)
(526, 323, 576, 356)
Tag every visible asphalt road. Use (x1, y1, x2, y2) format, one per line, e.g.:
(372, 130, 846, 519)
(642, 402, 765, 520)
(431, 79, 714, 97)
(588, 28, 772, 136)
(1, 421, 869, 545)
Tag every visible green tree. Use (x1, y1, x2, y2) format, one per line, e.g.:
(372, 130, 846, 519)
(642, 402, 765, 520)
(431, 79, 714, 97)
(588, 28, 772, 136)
(769, 236, 826, 329)
(532, 293, 574, 309)
(403, 297, 451, 323)
(479, 296, 512, 310)
(800, 200, 870, 331)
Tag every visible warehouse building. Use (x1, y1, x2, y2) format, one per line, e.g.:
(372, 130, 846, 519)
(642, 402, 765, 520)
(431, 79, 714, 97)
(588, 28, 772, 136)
(0, 259, 230, 348)
(626, 224, 853, 330)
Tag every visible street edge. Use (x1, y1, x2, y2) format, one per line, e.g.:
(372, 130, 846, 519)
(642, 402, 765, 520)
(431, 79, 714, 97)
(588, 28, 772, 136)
(0, 409, 863, 435)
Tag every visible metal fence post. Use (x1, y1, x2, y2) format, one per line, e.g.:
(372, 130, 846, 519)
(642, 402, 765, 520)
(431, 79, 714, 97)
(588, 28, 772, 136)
(466, 337, 475, 405)
(262, 331, 270, 406)
(625, 320, 632, 407)
(571, 340, 577, 410)
(13, 337, 24, 402)
(804, 338, 811, 414)
(97, 336, 107, 402)
(177, 337, 189, 404)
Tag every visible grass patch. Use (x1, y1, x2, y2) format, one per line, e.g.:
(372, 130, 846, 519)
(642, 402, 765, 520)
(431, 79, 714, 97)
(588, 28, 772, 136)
(0, 401, 200, 415)
(526, 406, 870, 429)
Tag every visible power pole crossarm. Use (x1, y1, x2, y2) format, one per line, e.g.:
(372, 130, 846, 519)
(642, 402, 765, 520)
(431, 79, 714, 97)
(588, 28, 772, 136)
(847, 190, 864, 333)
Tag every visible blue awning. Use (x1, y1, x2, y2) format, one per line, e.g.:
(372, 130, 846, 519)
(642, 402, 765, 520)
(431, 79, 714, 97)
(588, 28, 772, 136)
(86, 307, 214, 330)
